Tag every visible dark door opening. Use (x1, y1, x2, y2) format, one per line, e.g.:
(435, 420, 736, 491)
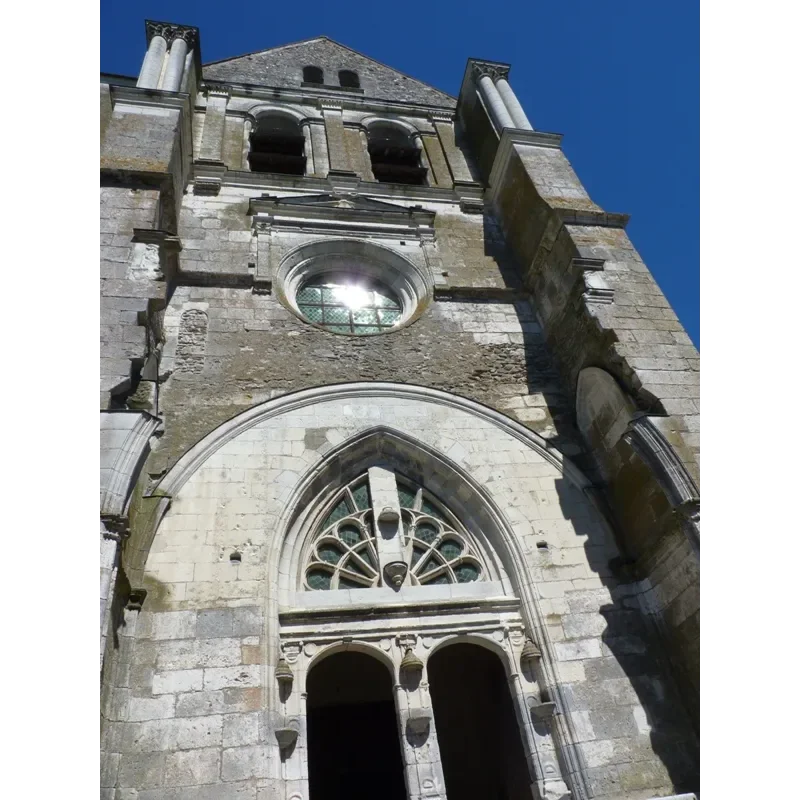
(428, 643, 532, 800)
(307, 651, 407, 800)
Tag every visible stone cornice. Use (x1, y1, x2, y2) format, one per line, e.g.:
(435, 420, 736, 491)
(248, 192, 436, 241)
(200, 78, 456, 118)
(191, 162, 485, 206)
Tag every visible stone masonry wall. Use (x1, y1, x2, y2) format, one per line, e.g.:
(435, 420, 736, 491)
(102, 395, 698, 799)
(203, 38, 456, 108)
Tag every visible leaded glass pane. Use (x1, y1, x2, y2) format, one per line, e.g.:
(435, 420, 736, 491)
(378, 308, 401, 325)
(421, 555, 443, 574)
(426, 573, 452, 585)
(351, 481, 370, 510)
(438, 540, 463, 560)
(297, 286, 322, 302)
(374, 292, 400, 309)
(318, 544, 344, 564)
(454, 563, 480, 583)
(322, 499, 352, 530)
(415, 522, 438, 544)
(338, 524, 362, 546)
(397, 485, 417, 509)
(321, 285, 339, 303)
(411, 545, 427, 567)
(295, 275, 402, 335)
(299, 304, 324, 323)
(351, 307, 377, 325)
(358, 545, 377, 569)
(343, 558, 368, 577)
(421, 497, 444, 521)
(308, 570, 332, 590)
(323, 306, 350, 325)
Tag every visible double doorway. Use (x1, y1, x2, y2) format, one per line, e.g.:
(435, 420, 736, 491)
(306, 643, 532, 800)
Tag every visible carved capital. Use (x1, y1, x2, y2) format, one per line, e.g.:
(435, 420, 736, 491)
(319, 99, 343, 112)
(146, 20, 199, 49)
(205, 85, 231, 100)
(471, 60, 510, 83)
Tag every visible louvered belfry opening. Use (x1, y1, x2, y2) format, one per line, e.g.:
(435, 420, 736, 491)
(338, 69, 360, 88)
(303, 65, 324, 84)
(248, 114, 306, 175)
(367, 123, 427, 185)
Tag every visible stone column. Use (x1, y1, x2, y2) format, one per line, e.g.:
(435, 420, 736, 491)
(162, 35, 189, 92)
(301, 121, 315, 176)
(495, 77, 533, 130)
(420, 133, 453, 188)
(477, 74, 515, 132)
(136, 34, 167, 89)
(198, 88, 229, 162)
(358, 129, 375, 180)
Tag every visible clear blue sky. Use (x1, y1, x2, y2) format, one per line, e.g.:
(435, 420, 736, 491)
(101, 0, 699, 347)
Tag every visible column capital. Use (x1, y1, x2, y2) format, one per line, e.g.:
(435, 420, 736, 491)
(319, 98, 343, 112)
(471, 59, 510, 83)
(429, 111, 454, 124)
(145, 20, 199, 49)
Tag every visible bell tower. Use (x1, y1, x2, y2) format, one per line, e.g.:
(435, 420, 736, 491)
(100, 19, 699, 800)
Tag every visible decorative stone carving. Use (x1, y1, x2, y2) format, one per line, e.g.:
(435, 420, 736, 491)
(406, 708, 431, 735)
(145, 20, 199, 49)
(384, 561, 408, 588)
(520, 638, 542, 667)
(275, 727, 298, 749)
(471, 60, 511, 82)
(400, 647, 424, 674)
(276, 656, 294, 687)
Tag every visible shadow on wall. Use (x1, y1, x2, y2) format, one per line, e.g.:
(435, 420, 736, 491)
(552, 478, 700, 796)
(482, 214, 586, 460)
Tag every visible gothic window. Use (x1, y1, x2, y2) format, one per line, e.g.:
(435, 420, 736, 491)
(303, 65, 324, 84)
(248, 114, 306, 175)
(367, 123, 427, 185)
(304, 471, 485, 591)
(295, 273, 402, 335)
(338, 69, 360, 89)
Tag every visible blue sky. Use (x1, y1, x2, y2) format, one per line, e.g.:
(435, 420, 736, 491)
(101, 0, 699, 347)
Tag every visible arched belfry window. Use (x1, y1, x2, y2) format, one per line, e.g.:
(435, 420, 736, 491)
(248, 114, 306, 175)
(367, 123, 427, 185)
(338, 69, 360, 88)
(303, 65, 324, 84)
(304, 469, 485, 591)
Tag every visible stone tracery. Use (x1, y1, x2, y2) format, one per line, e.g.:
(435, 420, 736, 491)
(303, 471, 486, 591)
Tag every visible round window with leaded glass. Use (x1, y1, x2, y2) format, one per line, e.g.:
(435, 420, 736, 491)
(295, 273, 403, 335)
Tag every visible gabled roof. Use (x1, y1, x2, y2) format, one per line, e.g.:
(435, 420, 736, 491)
(203, 36, 456, 108)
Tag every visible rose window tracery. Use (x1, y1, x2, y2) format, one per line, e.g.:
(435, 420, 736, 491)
(303, 472, 485, 591)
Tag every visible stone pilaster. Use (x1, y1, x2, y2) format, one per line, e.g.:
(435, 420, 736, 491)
(431, 115, 474, 183)
(420, 132, 453, 188)
(320, 100, 353, 175)
(198, 87, 229, 162)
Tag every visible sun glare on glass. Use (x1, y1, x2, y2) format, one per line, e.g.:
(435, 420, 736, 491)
(331, 284, 371, 310)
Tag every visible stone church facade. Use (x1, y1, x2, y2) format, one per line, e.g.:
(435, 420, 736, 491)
(100, 20, 700, 800)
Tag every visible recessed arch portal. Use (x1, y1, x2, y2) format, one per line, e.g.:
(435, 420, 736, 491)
(306, 650, 406, 800)
(428, 642, 532, 800)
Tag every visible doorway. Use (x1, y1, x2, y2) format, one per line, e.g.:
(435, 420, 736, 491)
(428, 643, 532, 800)
(307, 650, 407, 800)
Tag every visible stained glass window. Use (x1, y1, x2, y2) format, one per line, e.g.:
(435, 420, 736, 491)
(304, 472, 484, 591)
(296, 274, 402, 336)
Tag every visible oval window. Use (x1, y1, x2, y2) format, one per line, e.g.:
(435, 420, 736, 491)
(295, 273, 403, 335)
